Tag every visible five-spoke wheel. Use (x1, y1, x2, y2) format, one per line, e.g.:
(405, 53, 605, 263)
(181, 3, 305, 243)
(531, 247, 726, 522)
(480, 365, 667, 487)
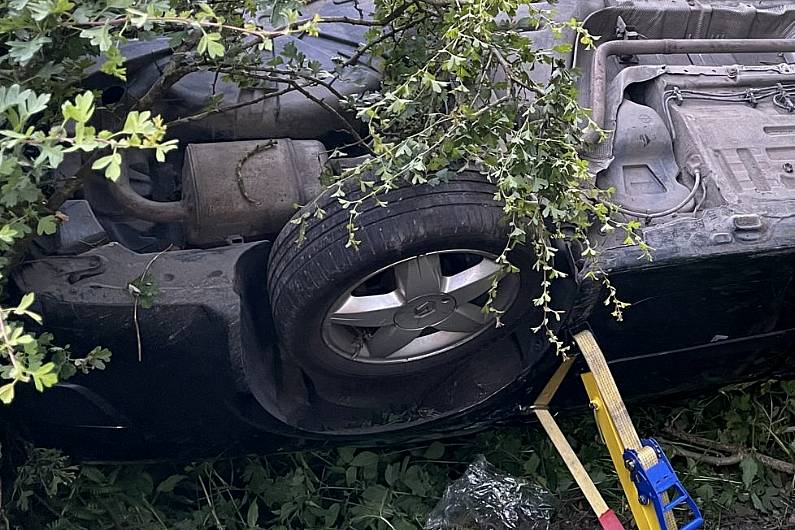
(322, 251, 519, 363)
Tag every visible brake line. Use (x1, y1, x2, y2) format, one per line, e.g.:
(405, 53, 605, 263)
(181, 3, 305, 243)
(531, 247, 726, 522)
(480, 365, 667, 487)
(611, 169, 703, 219)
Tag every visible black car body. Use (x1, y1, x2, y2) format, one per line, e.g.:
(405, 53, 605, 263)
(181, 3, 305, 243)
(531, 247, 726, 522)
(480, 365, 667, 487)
(10, 0, 795, 457)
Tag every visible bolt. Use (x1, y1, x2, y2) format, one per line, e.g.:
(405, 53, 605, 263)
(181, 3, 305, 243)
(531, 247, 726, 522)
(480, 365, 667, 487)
(784, 163, 794, 173)
(625, 459, 635, 471)
(639, 495, 649, 505)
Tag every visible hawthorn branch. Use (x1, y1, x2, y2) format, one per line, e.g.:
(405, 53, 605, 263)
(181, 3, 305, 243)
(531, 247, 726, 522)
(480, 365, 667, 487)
(281, 78, 371, 153)
(74, 15, 289, 41)
(133, 33, 201, 113)
(220, 66, 348, 101)
(208, 69, 370, 151)
(282, 1, 413, 30)
(164, 85, 295, 127)
(73, 2, 410, 42)
(489, 46, 544, 97)
(338, 15, 428, 69)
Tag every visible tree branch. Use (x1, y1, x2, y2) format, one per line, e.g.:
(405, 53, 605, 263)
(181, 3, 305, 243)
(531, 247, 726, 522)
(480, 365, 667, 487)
(164, 85, 295, 127)
(338, 15, 427, 69)
(664, 430, 795, 475)
(281, 78, 372, 153)
(220, 66, 348, 101)
(133, 34, 201, 112)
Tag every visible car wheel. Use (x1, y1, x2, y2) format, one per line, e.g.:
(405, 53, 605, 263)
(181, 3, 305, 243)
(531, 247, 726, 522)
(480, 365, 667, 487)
(267, 174, 543, 379)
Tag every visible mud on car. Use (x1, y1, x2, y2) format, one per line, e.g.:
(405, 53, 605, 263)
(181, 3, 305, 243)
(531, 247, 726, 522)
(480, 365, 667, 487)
(10, 0, 795, 456)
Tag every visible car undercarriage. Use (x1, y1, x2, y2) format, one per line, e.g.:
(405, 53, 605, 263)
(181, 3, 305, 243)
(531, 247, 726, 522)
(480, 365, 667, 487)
(8, 0, 795, 457)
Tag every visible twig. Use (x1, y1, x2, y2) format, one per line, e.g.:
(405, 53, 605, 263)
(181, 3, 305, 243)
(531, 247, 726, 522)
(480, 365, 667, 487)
(666, 429, 751, 454)
(279, 2, 413, 30)
(208, 70, 372, 143)
(75, 16, 287, 41)
(0, 313, 23, 375)
(235, 140, 276, 205)
(197, 474, 223, 529)
(134, 34, 201, 112)
(281, 78, 372, 153)
(338, 16, 427, 69)
(219, 65, 348, 101)
(665, 430, 795, 475)
(671, 447, 744, 467)
(489, 46, 544, 97)
(130, 245, 172, 362)
(165, 86, 294, 127)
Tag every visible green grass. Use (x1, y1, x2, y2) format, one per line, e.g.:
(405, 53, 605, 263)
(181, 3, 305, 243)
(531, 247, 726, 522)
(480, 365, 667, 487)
(5, 379, 794, 530)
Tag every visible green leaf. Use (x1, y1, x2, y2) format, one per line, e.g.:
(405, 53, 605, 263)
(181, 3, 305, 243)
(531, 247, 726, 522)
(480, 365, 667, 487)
(6, 36, 52, 65)
(32, 362, 59, 392)
(197, 3, 215, 17)
(324, 503, 340, 527)
(156, 474, 186, 493)
(0, 383, 15, 404)
(14, 292, 35, 313)
(246, 499, 259, 528)
(126, 8, 148, 27)
(122, 111, 143, 134)
(344, 466, 356, 486)
(751, 492, 765, 511)
(0, 129, 28, 139)
(16, 334, 34, 345)
(36, 215, 57, 235)
(695, 483, 714, 501)
(361, 484, 388, 504)
(553, 43, 573, 54)
(0, 224, 19, 244)
(99, 46, 127, 81)
(523, 453, 540, 475)
(402, 465, 430, 496)
(20, 90, 50, 118)
(34, 143, 64, 169)
(196, 33, 224, 59)
(198, 32, 225, 59)
(740, 457, 759, 488)
(79, 26, 113, 52)
(92, 152, 122, 180)
(61, 91, 95, 124)
(384, 462, 400, 486)
(349, 451, 378, 467)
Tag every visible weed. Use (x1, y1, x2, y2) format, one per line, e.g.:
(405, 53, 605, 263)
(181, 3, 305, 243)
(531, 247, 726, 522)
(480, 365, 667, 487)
(4, 379, 794, 530)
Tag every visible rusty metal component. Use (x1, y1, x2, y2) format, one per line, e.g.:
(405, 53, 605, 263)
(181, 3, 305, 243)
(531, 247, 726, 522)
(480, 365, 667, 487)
(182, 139, 327, 245)
(108, 139, 327, 246)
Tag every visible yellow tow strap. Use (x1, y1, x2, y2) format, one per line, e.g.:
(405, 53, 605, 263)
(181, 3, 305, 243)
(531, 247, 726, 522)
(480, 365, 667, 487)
(532, 330, 677, 530)
(574, 331, 677, 530)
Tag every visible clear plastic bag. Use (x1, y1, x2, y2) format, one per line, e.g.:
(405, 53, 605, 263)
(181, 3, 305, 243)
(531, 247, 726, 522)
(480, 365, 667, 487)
(426, 455, 555, 530)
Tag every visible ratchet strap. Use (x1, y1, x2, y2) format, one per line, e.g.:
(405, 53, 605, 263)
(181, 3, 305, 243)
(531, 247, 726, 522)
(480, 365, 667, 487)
(532, 330, 703, 530)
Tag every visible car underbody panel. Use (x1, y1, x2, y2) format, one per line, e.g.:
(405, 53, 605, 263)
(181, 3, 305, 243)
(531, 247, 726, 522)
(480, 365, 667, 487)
(7, 0, 795, 456)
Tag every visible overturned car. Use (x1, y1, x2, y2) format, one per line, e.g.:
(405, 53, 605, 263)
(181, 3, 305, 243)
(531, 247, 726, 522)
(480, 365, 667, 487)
(10, 0, 795, 456)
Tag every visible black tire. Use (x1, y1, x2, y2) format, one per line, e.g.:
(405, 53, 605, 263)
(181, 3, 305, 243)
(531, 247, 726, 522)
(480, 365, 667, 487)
(267, 174, 542, 379)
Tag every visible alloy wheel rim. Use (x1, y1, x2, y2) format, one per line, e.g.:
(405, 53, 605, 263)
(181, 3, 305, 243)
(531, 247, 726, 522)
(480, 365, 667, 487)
(321, 250, 520, 364)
